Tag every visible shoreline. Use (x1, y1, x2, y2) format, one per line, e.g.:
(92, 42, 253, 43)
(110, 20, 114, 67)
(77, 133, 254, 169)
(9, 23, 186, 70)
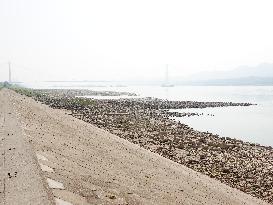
(13, 88, 273, 203)
(3, 87, 268, 205)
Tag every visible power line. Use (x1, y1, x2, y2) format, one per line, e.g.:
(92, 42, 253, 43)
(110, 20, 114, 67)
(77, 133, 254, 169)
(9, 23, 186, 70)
(8, 62, 11, 83)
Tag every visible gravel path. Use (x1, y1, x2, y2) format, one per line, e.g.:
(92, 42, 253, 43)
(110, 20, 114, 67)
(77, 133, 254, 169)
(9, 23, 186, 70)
(0, 89, 53, 205)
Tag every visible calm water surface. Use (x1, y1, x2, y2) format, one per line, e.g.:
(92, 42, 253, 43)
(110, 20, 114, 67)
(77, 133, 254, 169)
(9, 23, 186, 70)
(24, 82, 273, 146)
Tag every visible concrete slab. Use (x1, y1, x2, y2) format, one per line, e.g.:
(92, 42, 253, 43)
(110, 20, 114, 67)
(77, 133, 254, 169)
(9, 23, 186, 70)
(47, 178, 65, 189)
(53, 189, 89, 205)
(36, 153, 49, 161)
(55, 198, 73, 205)
(40, 163, 54, 173)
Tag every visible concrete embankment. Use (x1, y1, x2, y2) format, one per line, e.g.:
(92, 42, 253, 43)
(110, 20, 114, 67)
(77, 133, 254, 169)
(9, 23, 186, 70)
(18, 88, 273, 203)
(1, 88, 270, 204)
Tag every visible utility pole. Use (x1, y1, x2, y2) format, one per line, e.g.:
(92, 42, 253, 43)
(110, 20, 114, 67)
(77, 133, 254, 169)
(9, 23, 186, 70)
(8, 61, 11, 83)
(165, 64, 169, 85)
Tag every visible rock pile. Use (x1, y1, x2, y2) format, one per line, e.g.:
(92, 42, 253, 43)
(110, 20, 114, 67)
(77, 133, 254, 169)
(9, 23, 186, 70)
(14, 88, 273, 204)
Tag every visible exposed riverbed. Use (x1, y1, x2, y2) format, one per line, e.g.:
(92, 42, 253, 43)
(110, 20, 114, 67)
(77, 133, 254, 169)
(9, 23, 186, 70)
(22, 83, 273, 146)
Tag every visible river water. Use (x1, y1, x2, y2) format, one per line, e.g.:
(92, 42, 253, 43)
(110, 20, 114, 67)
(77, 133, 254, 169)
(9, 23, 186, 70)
(23, 82, 273, 146)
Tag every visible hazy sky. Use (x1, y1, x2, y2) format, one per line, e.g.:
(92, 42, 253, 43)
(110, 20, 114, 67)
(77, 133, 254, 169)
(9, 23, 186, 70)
(0, 0, 273, 82)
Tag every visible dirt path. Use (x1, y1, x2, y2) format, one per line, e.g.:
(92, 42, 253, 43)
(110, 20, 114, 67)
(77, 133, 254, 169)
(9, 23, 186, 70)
(0, 88, 270, 205)
(0, 89, 53, 205)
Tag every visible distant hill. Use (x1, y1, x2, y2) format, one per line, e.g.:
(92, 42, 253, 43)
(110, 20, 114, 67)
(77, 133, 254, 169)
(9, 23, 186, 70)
(174, 63, 273, 86)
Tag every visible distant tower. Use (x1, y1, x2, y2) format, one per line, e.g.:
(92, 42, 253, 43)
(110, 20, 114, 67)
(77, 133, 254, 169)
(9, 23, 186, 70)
(165, 64, 169, 85)
(8, 62, 11, 83)
(161, 64, 174, 87)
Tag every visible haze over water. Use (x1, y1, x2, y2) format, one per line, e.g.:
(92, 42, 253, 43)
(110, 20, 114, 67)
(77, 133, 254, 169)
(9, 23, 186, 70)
(24, 82, 273, 147)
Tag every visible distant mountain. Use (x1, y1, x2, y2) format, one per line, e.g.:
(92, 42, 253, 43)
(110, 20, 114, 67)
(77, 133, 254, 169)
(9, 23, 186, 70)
(174, 63, 273, 86)
(191, 63, 273, 80)
(176, 77, 273, 86)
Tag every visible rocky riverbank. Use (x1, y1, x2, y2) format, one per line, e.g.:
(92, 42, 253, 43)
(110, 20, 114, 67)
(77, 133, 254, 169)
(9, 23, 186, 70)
(13, 88, 273, 204)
